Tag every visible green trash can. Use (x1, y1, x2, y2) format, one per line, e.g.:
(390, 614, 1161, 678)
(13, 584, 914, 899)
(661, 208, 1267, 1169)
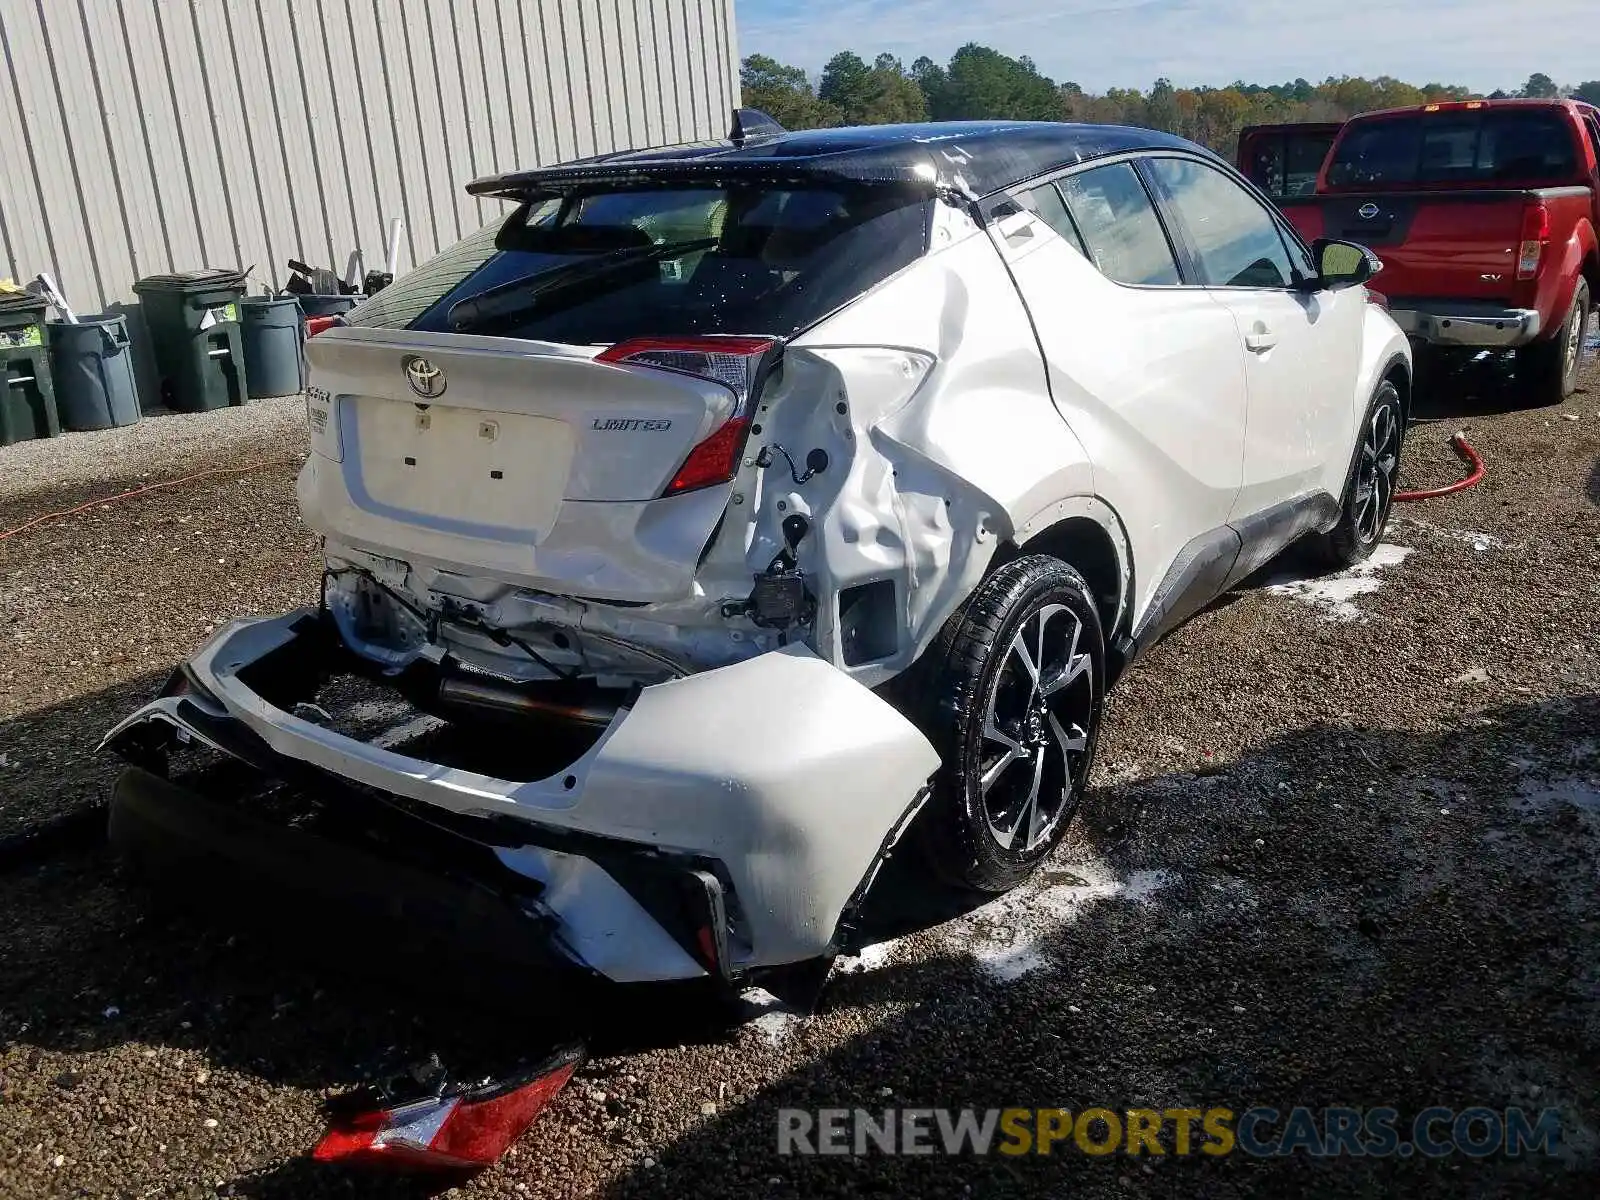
(131, 269, 248, 412)
(240, 296, 305, 398)
(49, 316, 142, 431)
(0, 293, 60, 445)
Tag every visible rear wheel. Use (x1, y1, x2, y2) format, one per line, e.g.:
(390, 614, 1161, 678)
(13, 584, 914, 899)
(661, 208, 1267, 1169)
(1316, 380, 1403, 570)
(914, 556, 1105, 893)
(1517, 278, 1589, 405)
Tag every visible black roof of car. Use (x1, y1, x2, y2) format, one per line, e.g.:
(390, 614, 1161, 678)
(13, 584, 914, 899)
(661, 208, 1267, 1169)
(468, 118, 1214, 202)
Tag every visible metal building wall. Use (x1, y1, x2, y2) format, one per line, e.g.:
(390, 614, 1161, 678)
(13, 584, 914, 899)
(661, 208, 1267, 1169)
(0, 0, 740, 317)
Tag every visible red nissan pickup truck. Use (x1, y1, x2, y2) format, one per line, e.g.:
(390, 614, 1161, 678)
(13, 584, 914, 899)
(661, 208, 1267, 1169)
(1264, 99, 1600, 402)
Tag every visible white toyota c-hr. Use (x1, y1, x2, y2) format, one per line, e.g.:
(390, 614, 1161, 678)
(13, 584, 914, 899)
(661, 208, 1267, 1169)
(106, 115, 1410, 998)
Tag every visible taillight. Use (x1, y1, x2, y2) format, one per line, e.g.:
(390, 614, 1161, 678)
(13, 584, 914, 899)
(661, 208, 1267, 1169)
(1517, 202, 1550, 281)
(597, 336, 776, 495)
(313, 1045, 582, 1171)
(305, 315, 342, 337)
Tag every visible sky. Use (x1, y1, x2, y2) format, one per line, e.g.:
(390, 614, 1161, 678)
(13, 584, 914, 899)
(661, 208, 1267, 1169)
(735, 0, 1600, 94)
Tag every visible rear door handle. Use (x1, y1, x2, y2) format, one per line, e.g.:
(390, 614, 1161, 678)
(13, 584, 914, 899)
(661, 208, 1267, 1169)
(1244, 330, 1278, 353)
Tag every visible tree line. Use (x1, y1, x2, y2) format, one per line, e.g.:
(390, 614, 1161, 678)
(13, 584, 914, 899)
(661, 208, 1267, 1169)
(742, 46, 1600, 156)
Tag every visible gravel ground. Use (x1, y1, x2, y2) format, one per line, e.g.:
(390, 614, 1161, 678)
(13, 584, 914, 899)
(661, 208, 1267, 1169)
(1, 355, 1598, 1198)
(0, 397, 317, 843)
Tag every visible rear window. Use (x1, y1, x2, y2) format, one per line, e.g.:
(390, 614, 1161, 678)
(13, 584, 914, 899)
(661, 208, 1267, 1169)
(346, 184, 932, 342)
(1244, 130, 1337, 199)
(1326, 109, 1578, 188)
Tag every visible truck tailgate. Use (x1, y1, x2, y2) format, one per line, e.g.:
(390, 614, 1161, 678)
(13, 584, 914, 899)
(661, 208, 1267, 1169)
(1314, 191, 1532, 304)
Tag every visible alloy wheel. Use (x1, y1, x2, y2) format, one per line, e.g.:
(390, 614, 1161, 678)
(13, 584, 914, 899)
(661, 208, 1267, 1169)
(1353, 398, 1400, 544)
(977, 604, 1095, 853)
(1563, 296, 1584, 385)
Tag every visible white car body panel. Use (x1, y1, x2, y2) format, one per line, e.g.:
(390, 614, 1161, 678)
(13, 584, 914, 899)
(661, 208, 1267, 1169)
(1210, 285, 1366, 518)
(986, 209, 1250, 624)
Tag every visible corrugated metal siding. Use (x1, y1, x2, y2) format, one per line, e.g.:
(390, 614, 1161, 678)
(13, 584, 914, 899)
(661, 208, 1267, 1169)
(0, 0, 739, 317)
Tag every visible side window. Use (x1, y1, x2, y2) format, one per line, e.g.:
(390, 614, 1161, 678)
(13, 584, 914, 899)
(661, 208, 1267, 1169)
(1245, 135, 1286, 198)
(1285, 134, 1335, 197)
(1146, 157, 1299, 289)
(1586, 117, 1600, 171)
(1018, 183, 1087, 254)
(1057, 162, 1182, 286)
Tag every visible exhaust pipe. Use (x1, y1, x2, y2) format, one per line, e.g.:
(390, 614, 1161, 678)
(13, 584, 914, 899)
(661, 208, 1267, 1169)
(436, 677, 620, 728)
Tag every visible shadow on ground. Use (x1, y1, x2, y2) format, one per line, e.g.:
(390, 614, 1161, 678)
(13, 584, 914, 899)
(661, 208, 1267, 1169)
(1410, 347, 1589, 421)
(0, 669, 168, 845)
(3, 690, 1597, 1196)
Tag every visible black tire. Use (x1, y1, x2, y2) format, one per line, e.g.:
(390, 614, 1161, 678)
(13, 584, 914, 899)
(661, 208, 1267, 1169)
(1517, 278, 1589, 405)
(1316, 380, 1404, 570)
(912, 556, 1105, 893)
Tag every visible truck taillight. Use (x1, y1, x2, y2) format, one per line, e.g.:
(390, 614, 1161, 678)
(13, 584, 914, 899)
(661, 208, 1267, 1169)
(597, 336, 777, 496)
(1517, 202, 1550, 281)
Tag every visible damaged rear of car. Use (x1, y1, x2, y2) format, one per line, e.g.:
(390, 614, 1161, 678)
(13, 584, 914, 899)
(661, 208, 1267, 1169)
(104, 126, 1041, 994)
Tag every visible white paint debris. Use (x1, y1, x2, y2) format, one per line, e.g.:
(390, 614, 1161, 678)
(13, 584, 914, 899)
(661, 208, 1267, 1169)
(1393, 517, 1502, 552)
(952, 863, 1174, 982)
(348, 699, 415, 723)
(1264, 544, 1414, 622)
(748, 1017, 800, 1049)
(1453, 667, 1491, 685)
(371, 715, 445, 750)
(837, 939, 902, 974)
(1514, 775, 1600, 817)
(740, 988, 803, 1046)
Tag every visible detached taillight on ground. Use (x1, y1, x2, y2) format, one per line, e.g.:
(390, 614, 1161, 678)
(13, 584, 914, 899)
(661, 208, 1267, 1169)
(1517, 202, 1550, 281)
(598, 336, 777, 495)
(312, 1044, 584, 1172)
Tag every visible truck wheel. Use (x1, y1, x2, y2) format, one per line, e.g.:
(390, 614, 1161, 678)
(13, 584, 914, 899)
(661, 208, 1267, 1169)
(1517, 278, 1589, 405)
(914, 556, 1105, 894)
(1316, 380, 1404, 569)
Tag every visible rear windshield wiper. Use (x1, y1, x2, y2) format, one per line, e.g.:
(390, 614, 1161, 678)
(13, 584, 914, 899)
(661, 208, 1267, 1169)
(447, 238, 717, 334)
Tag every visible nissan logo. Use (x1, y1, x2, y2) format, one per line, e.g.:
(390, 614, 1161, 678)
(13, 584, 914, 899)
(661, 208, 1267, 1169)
(403, 356, 446, 399)
(1357, 203, 1382, 220)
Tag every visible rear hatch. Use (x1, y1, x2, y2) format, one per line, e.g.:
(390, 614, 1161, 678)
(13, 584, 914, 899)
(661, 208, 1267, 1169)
(303, 180, 931, 600)
(1319, 105, 1581, 304)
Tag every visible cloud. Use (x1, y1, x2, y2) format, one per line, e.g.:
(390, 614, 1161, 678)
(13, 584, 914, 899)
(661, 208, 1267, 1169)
(736, 0, 1599, 93)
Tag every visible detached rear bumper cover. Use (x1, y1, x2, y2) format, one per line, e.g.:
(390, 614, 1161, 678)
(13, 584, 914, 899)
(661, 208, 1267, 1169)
(1388, 302, 1541, 348)
(103, 612, 940, 981)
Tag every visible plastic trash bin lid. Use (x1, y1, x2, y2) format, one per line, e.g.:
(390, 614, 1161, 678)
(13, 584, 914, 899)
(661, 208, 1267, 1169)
(0, 291, 49, 315)
(132, 269, 248, 294)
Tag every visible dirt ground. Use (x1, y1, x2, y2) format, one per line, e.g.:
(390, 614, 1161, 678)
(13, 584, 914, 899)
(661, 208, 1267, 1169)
(0, 351, 1597, 1199)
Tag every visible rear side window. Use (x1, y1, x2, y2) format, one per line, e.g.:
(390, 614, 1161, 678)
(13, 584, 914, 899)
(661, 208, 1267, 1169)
(1244, 131, 1335, 198)
(1326, 110, 1579, 187)
(1147, 158, 1299, 288)
(347, 184, 932, 342)
(1018, 182, 1086, 253)
(1285, 133, 1335, 196)
(1058, 162, 1181, 286)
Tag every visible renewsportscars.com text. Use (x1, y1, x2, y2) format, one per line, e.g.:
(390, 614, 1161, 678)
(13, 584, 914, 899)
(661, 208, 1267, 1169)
(777, 1106, 1564, 1158)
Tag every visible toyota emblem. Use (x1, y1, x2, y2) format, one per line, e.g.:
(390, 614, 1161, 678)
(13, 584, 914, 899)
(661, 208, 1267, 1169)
(1357, 202, 1381, 220)
(403, 356, 446, 399)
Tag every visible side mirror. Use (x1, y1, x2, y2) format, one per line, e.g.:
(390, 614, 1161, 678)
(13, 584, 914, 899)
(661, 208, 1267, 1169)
(1313, 239, 1382, 290)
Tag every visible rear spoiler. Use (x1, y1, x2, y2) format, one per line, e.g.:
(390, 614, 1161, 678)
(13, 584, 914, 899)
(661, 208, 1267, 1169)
(466, 108, 792, 202)
(464, 108, 958, 202)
